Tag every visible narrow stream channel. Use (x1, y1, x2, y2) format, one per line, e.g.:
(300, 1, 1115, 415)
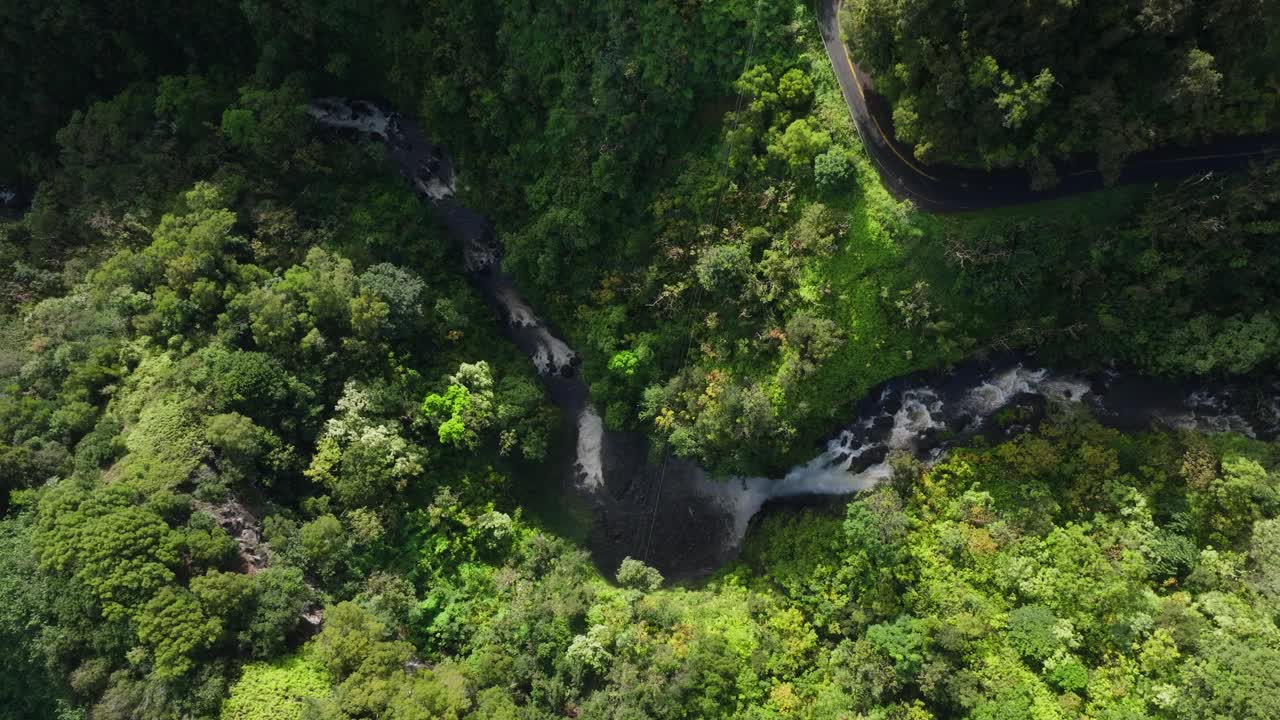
(310, 98, 1280, 581)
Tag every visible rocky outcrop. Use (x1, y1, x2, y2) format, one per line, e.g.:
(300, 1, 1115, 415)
(195, 496, 269, 574)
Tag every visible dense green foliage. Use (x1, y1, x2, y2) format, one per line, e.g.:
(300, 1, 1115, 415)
(0, 78, 554, 716)
(3, 1, 1280, 718)
(0, 0, 253, 187)
(729, 415, 1280, 718)
(931, 163, 1280, 374)
(843, 0, 1280, 183)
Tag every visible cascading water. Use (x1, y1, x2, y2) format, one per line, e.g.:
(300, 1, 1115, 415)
(310, 98, 1280, 581)
(491, 285, 579, 377)
(693, 364, 1094, 544)
(0, 186, 26, 217)
(574, 408, 606, 491)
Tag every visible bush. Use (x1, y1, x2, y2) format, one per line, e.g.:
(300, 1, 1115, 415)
(220, 656, 329, 720)
(616, 556, 663, 592)
(814, 148, 855, 191)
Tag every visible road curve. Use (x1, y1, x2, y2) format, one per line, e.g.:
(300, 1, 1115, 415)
(817, 0, 1280, 212)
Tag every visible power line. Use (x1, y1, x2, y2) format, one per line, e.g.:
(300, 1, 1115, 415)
(642, 0, 766, 563)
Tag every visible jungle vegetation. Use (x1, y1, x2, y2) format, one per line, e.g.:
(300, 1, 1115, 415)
(2, 1, 1280, 719)
(842, 0, 1280, 185)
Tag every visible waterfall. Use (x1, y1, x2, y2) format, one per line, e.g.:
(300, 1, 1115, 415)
(690, 361, 1280, 549)
(307, 98, 395, 139)
(492, 285, 579, 377)
(310, 97, 1280, 581)
(692, 364, 1094, 543)
(575, 409, 606, 490)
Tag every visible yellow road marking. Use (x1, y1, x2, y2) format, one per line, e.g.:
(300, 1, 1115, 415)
(834, 5, 939, 181)
(830, 1, 1277, 194)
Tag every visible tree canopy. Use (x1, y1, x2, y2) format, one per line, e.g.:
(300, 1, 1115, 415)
(844, 0, 1280, 183)
(2, 1, 1280, 718)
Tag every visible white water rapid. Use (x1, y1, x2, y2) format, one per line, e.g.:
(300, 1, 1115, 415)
(575, 408, 606, 490)
(307, 98, 395, 139)
(692, 364, 1095, 543)
(309, 96, 1280, 580)
(492, 286, 578, 377)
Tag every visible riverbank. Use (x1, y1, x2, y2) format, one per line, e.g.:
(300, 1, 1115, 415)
(312, 98, 1280, 581)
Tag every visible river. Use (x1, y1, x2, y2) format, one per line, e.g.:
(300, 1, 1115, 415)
(309, 98, 1280, 581)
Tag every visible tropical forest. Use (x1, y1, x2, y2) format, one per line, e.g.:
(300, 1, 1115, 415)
(2, 1, 1280, 719)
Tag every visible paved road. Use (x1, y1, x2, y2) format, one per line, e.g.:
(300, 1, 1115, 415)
(817, 0, 1280, 212)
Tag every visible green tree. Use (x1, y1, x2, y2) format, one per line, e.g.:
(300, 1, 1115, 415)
(308, 383, 425, 508)
(767, 119, 831, 176)
(304, 602, 473, 719)
(866, 615, 929, 680)
(155, 74, 228, 139)
(694, 242, 751, 294)
(0, 517, 70, 720)
(421, 362, 495, 450)
(221, 656, 329, 720)
(1180, 636, 1280, 719)
(777, 68, 814, 109)
(219, 83, 307, 162)
(1248, 518, 1280, 608)
(34, 482, 179, 620)
(135, 586, 221, 679)
(844, 0, 1278, 178)
(608, 350, 641, 378)
(359, 264, 426, 323)
(246, 566, 314, 658)
(1191, 455, 1279, 544)
(814, 148, 856, 191)
(616, 556, 663, 592)
(1005, 605, 1061, 661)
(205, 413, 274, 484)
(1169, 48, 1223, 123)
(191, 570, 255, 634)
(494, 375, 554, 462)
(348, 290, 390, 341)
(300, 514, 351, 583)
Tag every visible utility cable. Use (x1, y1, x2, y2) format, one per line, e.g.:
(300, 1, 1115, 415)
(642, 0, 766, 563)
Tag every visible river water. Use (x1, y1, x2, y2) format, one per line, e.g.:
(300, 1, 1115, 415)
(309, 99, 1280, 580)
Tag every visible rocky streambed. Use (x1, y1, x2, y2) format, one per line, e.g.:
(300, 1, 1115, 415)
(310, 98, 1280, 581)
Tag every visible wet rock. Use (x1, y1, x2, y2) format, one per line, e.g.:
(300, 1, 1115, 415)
(309, 98, 1280, 584)
(301, 607, 324, 627)
(195, 496, 270, 574)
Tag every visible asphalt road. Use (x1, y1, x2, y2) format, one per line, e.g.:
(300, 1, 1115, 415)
(817, 0, 1280, 212)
